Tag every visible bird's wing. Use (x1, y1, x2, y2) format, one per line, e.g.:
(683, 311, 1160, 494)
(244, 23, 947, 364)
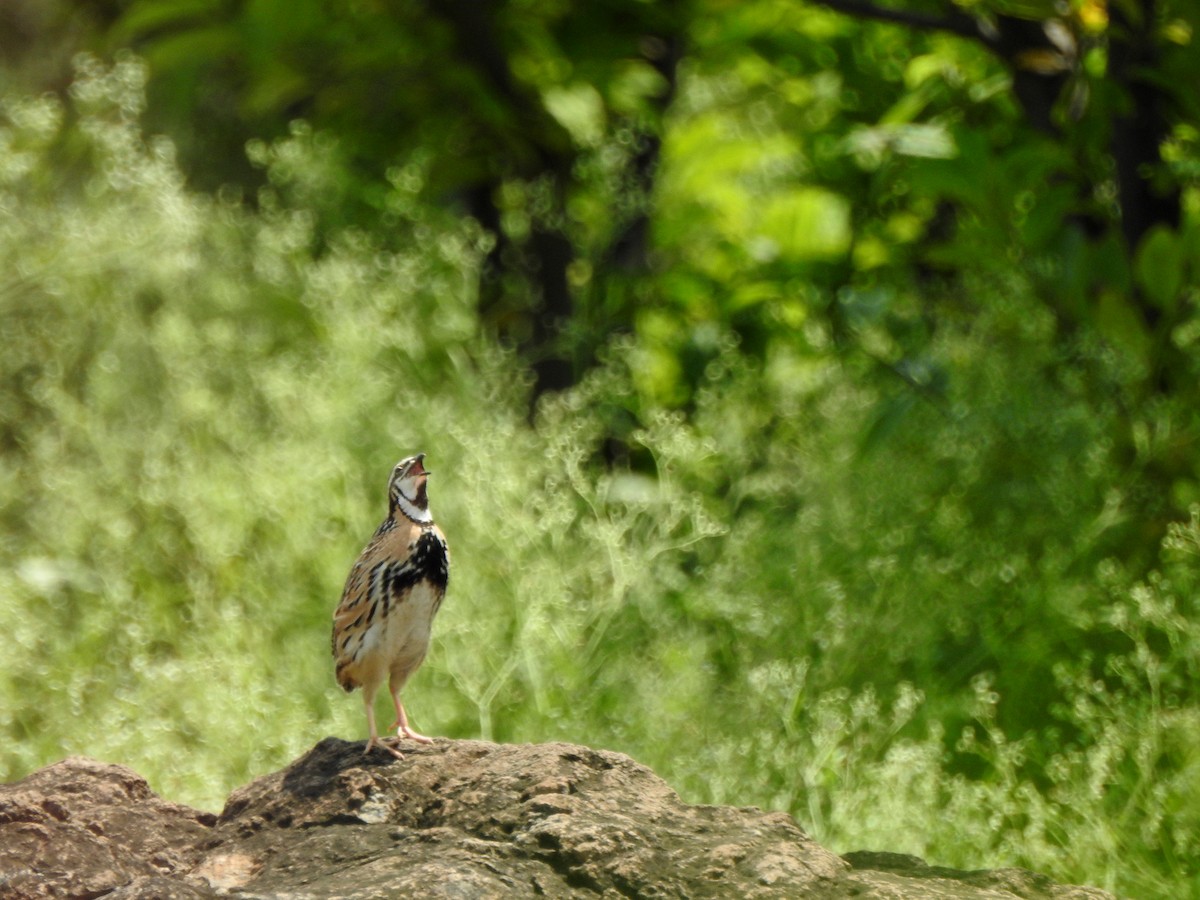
(332, 523, 430, 668)
(332, 529, 395, 683)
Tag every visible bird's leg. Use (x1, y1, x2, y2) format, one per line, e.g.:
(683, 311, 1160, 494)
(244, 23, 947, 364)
(389, 685, 434, 744)
(363, 686, 405, 759)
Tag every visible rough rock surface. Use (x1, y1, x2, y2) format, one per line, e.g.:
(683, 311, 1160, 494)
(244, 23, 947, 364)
(0, 738, 1115, 899)
(0, 755, 216, 899)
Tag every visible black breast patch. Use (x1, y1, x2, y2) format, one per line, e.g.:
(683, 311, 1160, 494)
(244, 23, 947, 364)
(388, 530, 449, 598)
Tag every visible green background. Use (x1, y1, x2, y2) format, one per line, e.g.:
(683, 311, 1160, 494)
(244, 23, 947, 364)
(3, 2, 1200, 896)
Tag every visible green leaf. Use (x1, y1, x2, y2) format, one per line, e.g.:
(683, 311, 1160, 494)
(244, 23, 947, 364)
(542, 83, 606, 147)
(112, 0, 224, 44)
(858, 391, 917, 456)
(1134, 225, 1184, 313)
(1095, 289, 1151, 362)
(141, 27, 242, 73)
(758, 187, 851, 261)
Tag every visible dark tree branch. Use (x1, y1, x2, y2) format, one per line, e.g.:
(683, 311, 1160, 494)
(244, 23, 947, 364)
(1108, 0, 1179, 253)
(604, 33, 684, 273)
(424, 0, 574, 173)
(422, 0, 581, 401)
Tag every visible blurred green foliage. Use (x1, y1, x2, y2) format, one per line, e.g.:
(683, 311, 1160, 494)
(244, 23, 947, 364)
(87, 0, 1200, 420)
(1, 0, 1200, 896)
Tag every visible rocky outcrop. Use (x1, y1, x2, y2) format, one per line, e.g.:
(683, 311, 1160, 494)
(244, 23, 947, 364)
(0, 738, 1114, 899)
(0, 754, 215, 899)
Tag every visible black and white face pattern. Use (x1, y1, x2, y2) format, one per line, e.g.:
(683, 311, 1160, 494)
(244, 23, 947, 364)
(389, 454, 433, 524)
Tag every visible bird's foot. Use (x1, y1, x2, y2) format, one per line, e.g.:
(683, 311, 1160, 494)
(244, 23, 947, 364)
(389, 721, 435, 745)
(364, 735, 406, 760)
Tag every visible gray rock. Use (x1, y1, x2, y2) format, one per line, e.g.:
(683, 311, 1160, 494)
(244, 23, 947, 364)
(0, 738, 1115, 899)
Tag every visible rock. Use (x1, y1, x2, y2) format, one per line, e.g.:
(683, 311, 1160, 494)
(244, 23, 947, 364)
(841, 852, 1115, 899)
(0, 755, 215, 899)
(0, 738, 1115, 899)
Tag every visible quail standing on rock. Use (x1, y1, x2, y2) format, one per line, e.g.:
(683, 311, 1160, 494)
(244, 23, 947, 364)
(332, 454, 450, 758)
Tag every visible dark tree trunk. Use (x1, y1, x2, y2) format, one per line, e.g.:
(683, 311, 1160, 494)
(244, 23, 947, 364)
(1107, 0, 1181, 256)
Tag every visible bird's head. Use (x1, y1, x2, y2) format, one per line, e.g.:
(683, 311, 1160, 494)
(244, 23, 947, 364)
(388, 453, 433, 523)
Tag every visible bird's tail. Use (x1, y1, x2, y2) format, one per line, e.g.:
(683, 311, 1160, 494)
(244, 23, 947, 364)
(334, 661, 357, 692)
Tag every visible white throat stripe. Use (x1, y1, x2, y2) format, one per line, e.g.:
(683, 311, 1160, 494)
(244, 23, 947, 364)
(396, 492, 432, 524)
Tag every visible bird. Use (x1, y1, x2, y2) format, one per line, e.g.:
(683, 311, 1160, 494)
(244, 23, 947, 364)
(332, 453, 450, 759)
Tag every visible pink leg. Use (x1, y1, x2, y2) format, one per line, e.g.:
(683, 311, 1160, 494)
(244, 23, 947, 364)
(389, 688, 434, 744)
(363, 687, 405, 759)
